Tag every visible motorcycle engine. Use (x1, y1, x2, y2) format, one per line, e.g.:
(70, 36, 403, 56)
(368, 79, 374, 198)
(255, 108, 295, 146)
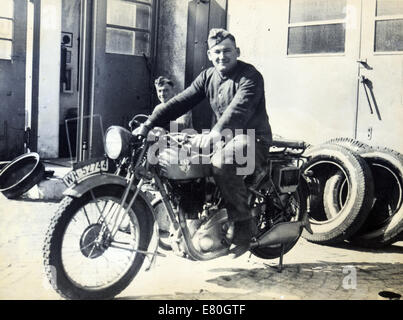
(170, 178, 233, 254)
(190, 207, 233, 253)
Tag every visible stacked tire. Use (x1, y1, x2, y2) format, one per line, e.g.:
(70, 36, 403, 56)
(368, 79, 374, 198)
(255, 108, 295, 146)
(301, 138, 403, 248)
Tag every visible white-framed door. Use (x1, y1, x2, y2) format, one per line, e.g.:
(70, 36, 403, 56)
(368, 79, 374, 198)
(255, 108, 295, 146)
(355, 0, 403, 152)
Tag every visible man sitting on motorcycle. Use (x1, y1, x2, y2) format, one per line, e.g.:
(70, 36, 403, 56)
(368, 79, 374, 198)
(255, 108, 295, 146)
(136, 28, 273, 257)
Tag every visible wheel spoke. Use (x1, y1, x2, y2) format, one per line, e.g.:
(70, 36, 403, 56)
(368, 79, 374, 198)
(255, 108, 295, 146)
(80, 240, 97, 252)
(90, 190, 108, 220)
(59, 194, 141, 291)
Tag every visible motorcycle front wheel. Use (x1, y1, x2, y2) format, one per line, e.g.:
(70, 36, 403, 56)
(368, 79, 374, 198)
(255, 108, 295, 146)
(43, 185, 153, 300)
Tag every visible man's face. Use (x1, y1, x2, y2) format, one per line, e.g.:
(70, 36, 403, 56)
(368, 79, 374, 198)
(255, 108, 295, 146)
(207, 38, 240, 74)
(155, 84, 174, 103)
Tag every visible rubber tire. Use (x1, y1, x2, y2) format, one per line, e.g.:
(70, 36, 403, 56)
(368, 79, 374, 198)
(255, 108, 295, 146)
(43, 185, 154, 300)
(325, 137, 372, 154)
(1, 156, 45, 199)
(323, 170, 347, 220)
(249, 179, 307, 260)
(350, 148, 403, 247)
(301, 144, 374, 244)
(2, 162, 45, 199)
(325, 139, 403, 247)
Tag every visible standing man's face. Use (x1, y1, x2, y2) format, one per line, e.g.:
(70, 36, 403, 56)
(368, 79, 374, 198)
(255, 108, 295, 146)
(207, 38, 240, 75)
(156, 84, 175, 103)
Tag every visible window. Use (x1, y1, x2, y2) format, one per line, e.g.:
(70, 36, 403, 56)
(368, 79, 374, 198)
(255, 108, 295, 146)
(374, 0, 403, 52)
(287, 0, 347, 55)
(106, 0, 152, 56)
(0, 0, 13, 60)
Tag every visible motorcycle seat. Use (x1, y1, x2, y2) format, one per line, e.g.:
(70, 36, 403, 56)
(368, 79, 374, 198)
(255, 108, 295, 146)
(270, 138, 306, 150)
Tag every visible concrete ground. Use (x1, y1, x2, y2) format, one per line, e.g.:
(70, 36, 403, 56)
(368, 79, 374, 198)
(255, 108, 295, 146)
(0, 191, 402, 300)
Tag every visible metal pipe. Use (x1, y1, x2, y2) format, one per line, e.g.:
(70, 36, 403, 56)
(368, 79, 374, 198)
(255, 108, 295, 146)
(353, 0, 364, 139)
(88, 0, 98, 159)
(78, 0, 88, 162)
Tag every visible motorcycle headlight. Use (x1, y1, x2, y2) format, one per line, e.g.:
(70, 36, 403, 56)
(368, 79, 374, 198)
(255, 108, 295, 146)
(104, 126, 133, 160)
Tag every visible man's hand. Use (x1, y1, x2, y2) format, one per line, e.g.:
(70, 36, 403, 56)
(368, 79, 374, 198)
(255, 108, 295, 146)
(192, 130, 221, 150)
(132, 123, 151, 137)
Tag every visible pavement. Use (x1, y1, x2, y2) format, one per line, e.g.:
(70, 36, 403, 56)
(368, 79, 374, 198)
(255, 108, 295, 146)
(0, 161, 402, 300)
(0, 191, 402, 300)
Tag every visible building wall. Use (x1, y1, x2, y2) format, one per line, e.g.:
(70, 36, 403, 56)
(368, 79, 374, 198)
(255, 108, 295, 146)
(37, 0, 61, 158)
(227, 0, 357, 144)
(226, 0, 403, 152)
(155, 0, 188, 92)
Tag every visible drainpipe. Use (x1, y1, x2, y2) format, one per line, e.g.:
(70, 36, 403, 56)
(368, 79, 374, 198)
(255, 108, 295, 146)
(88, 0, 98, 159)
(78, 0, 88, 162)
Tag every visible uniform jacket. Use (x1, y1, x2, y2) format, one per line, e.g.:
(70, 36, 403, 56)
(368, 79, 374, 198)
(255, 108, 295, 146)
(147, 60, 272, 144)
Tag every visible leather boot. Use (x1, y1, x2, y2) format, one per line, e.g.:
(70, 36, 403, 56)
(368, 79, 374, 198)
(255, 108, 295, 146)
(229, 218, 258, 258)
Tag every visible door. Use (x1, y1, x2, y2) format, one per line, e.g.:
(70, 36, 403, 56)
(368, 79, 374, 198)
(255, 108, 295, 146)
(85, 0, 157, 159)
(0, 0, 27, 160)
(355, 0, 403, 152)
(185, 0, 227, 132)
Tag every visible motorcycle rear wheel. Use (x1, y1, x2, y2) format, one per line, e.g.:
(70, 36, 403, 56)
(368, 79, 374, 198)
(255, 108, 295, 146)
(249, 182, 306, 260)
(43, 185, 153, 299)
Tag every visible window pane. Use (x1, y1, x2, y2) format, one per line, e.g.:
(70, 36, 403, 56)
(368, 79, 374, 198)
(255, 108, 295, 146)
(134, 31, 150, 55)
(376, 0, 403, 16)
(136, 4, 151, 30)
(106, 27, 134, 55)
(0, 19, 13, 39)
(107, 0, 150, 30)
(289, 0, 346, 23)
(106, 28, 150, 56)
(0, 0, 14, 19)
(288, 23, 345, 54)
(0, 39, 12, 59)
(107, 0, 136, 28)
(375, 19, 403, 51)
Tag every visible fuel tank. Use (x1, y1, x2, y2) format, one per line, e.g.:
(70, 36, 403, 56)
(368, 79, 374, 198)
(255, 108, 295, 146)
(151, 133, 213, 180)
(157, 147, 212, 180)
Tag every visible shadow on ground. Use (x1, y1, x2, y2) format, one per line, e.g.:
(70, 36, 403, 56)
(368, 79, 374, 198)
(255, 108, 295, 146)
(324, 241, 403, 254)
(117, 262, 403, 300)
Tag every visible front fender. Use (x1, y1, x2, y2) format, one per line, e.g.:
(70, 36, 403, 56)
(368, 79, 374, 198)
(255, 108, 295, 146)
(63, 173, 154, 215)
(63, 173, 161, 266)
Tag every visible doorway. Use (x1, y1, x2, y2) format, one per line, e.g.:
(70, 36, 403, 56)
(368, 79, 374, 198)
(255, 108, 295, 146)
(79, 0, 158, 161)
(38, 0, 158, 162)
(59, 0, 81, 159)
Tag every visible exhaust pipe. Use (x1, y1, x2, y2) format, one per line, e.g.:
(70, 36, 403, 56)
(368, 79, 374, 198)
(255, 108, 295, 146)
(251, 213, 313, 248)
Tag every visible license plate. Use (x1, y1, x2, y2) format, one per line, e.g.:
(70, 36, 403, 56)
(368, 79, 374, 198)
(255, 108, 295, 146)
(63, 159, 108, 187)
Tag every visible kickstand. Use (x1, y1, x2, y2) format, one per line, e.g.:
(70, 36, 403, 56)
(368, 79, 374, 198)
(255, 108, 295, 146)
(277, 244, 284, 273)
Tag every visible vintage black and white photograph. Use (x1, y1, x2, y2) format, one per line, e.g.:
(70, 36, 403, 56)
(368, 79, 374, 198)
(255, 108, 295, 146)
(0, 0, 402, 304)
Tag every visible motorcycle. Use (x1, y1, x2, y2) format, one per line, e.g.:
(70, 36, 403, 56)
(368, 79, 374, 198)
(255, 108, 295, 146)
(43, 116, 312, 300)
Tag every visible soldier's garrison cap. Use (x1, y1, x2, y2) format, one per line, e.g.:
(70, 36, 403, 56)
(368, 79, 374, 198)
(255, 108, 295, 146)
(207, 28, 236, 49)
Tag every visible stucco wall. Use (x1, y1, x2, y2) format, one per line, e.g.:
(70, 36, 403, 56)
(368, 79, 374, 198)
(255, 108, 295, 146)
(37, 0, 61, 158)
(155, 0, 188, 91)
(227, 0, 403, 152)
(226, 0, 360, 144)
